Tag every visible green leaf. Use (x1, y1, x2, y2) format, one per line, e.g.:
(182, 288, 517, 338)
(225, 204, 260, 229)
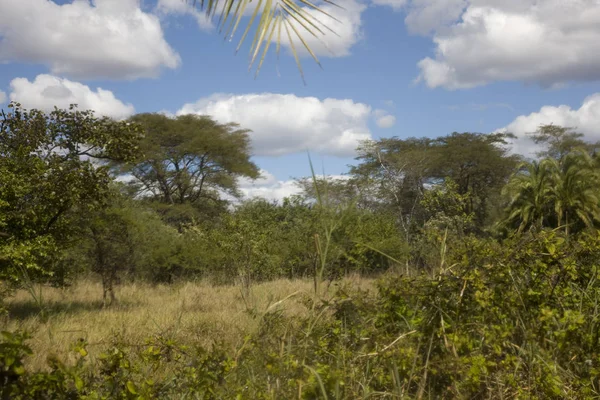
(75, 376, 84, 391)
(5, 355, 15, 367)
(127, 380, 138, 395)
(13, 365, 26, 375)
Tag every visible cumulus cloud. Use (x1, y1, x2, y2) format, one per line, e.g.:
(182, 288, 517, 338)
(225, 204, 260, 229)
(0, 90, 6, 104)
(371, 0, 407, 11)
(374, 109, 396, 128)
(376, 115, 396, 128)
(282, 0, 365, 58)
(238, 170, 350, 202)
(155, 0, 213, 31)
(370, 0, 466, 34)
(499, 93, 600, 157)
(177, 93, 373, 157)
(238, 170, 302, 202)
(413, 0, 600, 89)
(0, 0, 180, 80)
(383, 100, 396, 108)
(404, 0, 467, 35)
(9, 74, 135, 120)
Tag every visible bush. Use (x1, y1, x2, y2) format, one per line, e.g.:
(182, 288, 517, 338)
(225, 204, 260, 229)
(4, 229, 599, 398)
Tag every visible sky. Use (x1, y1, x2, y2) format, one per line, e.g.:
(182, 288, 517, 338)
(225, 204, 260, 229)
(3, 0, 600, 201)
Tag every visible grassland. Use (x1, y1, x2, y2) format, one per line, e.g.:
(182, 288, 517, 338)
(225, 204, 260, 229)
(2, 276, 374, 372)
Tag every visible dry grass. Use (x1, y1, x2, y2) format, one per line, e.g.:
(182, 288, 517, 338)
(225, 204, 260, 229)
(2, 276, 374, 371)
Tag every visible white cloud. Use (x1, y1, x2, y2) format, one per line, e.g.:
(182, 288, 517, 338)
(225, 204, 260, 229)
(9, 74, 135, 120)
(414, 0, 600, 89)
(238, 170, 351, 202)
(376, 115, 396, 128)
(383, 99, 396, 108)
(371, 0, 407, 11)
(500, 93, 600, 157)
(238, 170, 302, 202)
(282, 0, 365, 58)
(177, 93, 373, 157)
(0, 90, 6, 104)
(374, 109, 396, 128)
(370, 0, 466, 34)
(404, 0, 467, 35)
(155, 0, 213, 31)
(0, 0, 180, 80)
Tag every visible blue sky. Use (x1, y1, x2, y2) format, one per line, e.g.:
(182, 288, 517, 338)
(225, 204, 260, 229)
(2, 0, 600, 200)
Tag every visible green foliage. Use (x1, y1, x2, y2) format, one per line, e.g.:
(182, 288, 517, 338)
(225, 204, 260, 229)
(4, 229, 600, 398)
(65, 190, 183, 303)
(121, 113, 259, 220)
(420, 178, 475, 235)
(351, 132, 520, 238)
(176, 198, 311, 283)
(527, 124, 600, 159)
(178, 196, 407, 285)
(412, 179, 475, 272)
(0, 103, 142, 289)
(210, 199, 290, 283)
(0, 331, 31, 388)
(325, 205, 409, 277)
(4, 114, 600, 398)
(502, 150, 600, 235)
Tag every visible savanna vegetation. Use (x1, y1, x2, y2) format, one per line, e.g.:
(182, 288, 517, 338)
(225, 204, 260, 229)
(2, 103, 600, 398)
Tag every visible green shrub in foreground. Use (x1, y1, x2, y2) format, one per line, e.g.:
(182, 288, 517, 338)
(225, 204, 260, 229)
(2, 230, 600, 399)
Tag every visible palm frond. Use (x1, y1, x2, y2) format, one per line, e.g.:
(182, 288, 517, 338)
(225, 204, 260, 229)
(187, 0, 341, 80)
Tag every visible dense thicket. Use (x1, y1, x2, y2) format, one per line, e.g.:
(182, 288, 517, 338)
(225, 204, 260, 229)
(2, 105, 600, 398)
(0, 104, 142, 290)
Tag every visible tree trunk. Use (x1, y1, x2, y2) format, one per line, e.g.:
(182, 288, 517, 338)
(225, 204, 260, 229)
(102, 271, 116, 308)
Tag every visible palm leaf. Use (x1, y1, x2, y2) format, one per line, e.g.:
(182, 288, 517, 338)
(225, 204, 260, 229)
(254, 14, 279, 77)
(187, 0, 340, 79)
(283, 18, 306, 83)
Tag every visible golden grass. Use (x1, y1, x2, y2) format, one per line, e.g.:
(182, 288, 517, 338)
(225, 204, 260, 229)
(2, 276, 374, 371)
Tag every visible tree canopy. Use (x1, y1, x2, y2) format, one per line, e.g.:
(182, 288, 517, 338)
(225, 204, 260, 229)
(0, 103, 142, 284)
(349, 132, 521, 236)
(502, 150, 600, 235)
(4, 108, 600, 398)
(526, 124, 600, 159)
(122, 113, 259, 208)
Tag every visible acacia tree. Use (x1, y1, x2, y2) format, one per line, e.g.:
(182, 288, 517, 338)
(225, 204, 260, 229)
(88, 207, 132, 307)
(430, 132, 520, 224)
(0, 103, 142, 287)
(73, 191, 182, 306)
(350, 132, 520, 237)
(121, 113, 259, 220)
(527, 124, 600, 160)
(296, 176, 359, 207)
(350, 137, 433, 241)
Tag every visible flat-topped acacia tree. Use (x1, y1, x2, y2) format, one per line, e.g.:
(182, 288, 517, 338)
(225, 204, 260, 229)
(120, 113, 259, 223)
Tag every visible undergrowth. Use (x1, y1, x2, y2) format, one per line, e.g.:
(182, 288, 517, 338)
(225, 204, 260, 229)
(3, 229, 600, 399)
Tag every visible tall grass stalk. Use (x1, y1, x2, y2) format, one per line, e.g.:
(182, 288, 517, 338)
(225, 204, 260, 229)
(16, 264, 45, 319)
(308, 154, 345, 298)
